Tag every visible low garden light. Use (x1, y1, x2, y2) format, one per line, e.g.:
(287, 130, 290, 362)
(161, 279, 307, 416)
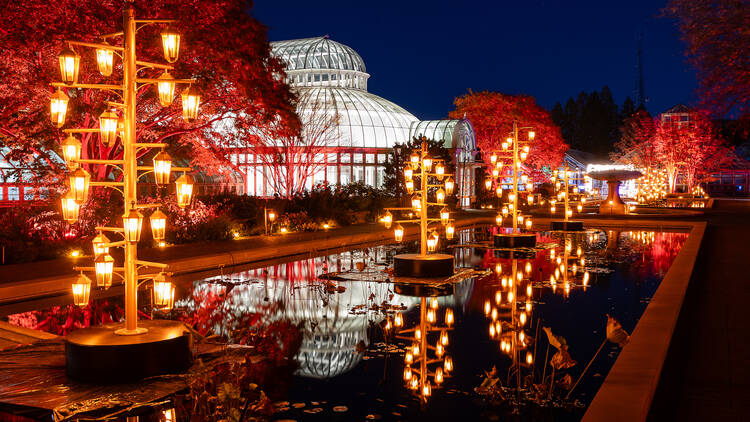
(160, 27, 181, 63)
(68, 167, 91, 204)
(157, 71, 176, 107)
(95, 44, 114, 77)
(61, 192, 80, 223)
(445, 177, 454, 195)
(99, 109, 119, 147)
(58, 47, 80, 85)
(72, 273, 91, 307)
(153, 151, 172, 184)
(394, 224, 404, 242)
(61, 134, 81, 167)
(268, 210, 277, 222)
(123, 207, 144, 243)
(153, 272, 175, 310)
(175, 174, 195, 208)
(50, 89, 69, 128)
(92, 232, 110, 256)
(181, 86, 201, 122)
(150, 209, 167, 242)
(383, 211, 393, 229)
(95, 253, 114, 289)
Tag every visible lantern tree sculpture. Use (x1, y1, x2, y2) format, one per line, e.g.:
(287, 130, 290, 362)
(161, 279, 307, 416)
(485, 121, 537, 249)
(388, 296, 454, 401)
(549, 164, 587, 231)
(54, 0, 198, 382)
(381, 139, 456, 278)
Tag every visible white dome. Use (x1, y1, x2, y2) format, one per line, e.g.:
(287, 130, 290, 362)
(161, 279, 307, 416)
(272, 36, 366, 72)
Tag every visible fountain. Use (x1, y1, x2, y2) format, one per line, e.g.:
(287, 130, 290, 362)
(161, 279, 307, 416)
(587, 169, 642, 215)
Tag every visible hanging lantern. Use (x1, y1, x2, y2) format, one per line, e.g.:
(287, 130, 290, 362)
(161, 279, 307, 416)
(490, 153, 497, 164)
(94, 253, 114, 289)
(99, 109, 119, 147)
(411, 195, 421, 211)
(492, 168, 499, 178)
(157, 71, 176, 107)
(394, 224, 404, 242)
(440, 208, 449, 225)
(181, 86, 202, 122)
(123, 207, 144, 243)
(404, 166, 413, 180)
(427, 232, 438, 252)
(435, 162, 445, 180)
(405, 179, 414, 193)
(175, 174, 195, 208)
(150, 209, 167, 242)
(153, 151, 173, 184)
(445, 177, 454, 195)
(501, 206, 509, 217)
(95, 44, 114, 77)
(444, 356, 453, 372)
(68, 168, 91, 204)
(525, 218, 533, 230)
(153, 273, 175, 310)
(160, 27, 181, 63)
(92, 232, 110, 256)
(61, 134, 81, 167)
(72, 273, 91, 307)
(496, 186, 503, 197)
(485, 179, 492, 191)
(58, 47, 80, 85)
(403, 366, 412, 381)
(501, 141, 508, 150)
(528, 131, 535, 140)
(409, 152, 420, 166)
(267, 210, 277, 222)
(495, 213, 503, 226)
(422, 156, 432, 172)
(445, 307, 454, 326)
(382, 211, 393, 229)
(50, 89, 69, 128)
(445, 223, 454, 240)
(61, 192, 80, 223)
(436, 188, 445, 204)
(520, 152, 528, 161)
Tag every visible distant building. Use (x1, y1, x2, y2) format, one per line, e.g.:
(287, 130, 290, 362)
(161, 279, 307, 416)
(660, 104, 694, 127)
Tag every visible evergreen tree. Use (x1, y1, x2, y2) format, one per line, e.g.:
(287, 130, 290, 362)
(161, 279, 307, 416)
(382, 137, 454, 204)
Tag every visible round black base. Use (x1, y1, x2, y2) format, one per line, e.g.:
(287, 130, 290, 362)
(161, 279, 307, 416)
(394, 282, 454, 298)
(550, 220, 585, 231)
(393, 253, 454, 278)
(66, 319, 192, 383)
(493, 233, 537, 249)
(493, 249, 538, 260)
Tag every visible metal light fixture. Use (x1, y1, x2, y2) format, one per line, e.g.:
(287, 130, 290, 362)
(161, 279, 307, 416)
(181, 86, 201, 122)
(423, 156, 432, 172)
(95, 43, 114, 77)
(445, 223, 455, 240)
(490, 153, 497, 164)
(405, 179, 414, 193)
(496, 213, 503, 226)
(444, 177, 454, 195)
(394, 224, 404, 242)
(153, 151, 172, 184)
(175, 174, 195, 208)
(160, 27, 181, 63)
(404, 166, 413, 180)
(157, 71, 176, 107)
(485, 179, 492, 191)
(436, 188, 445, 204)
(383, 211, 393, 229)
(72, 273, 92, 307)
(58, 47, 80, 85)
(123, 207, 144, 243)
(150, 209, 167, 241)
(267, 210, 277, 222)
(99, 109, 119, 147)
(528, 131, 535, 140)
(153, 272, 175, 310)
(95, 253, 114, 288)
(427, 232, 439, 252)
(440, 207, 449, 225)
(61, 192, 80, 223)
(410, 152, 420, 166)
(92, 232, 110, 256)
(61, 134, 81, 167)
(50, 89, 69, 128)
(68, 167, 91, 204)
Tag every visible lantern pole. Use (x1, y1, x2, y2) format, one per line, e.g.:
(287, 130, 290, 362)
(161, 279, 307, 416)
(420, 141, 428, 256)
(512, 120, 519, 234)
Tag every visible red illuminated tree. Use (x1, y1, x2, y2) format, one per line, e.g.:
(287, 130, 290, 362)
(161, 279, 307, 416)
(664, 0, 750, 116)
(0, 0, 299, 192)
(611, 110, 658, 169)
(449, 91, 568, 175)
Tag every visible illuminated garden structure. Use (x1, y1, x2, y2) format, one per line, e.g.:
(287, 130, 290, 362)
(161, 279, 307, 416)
(587, 169, 642, 215)
(549, 164, 587, 231)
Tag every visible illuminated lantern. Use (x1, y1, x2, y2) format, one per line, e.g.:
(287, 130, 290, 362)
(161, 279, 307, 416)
(445, 307, 454, 326)
(94, 253, 114, 288)
(50, 89, 69, 128)
(444, 356, 453, 372)
(61, 192, 80, 223)
(490, 153, 497, 164)
(520, 152, 528, 161)
(117, 118, 125, 139)
(495, 213, 503, 226)
(410, 376, 418, 390)
(404, 166, 413, 180)
(162, 409, 176, 422)
(153, 151, 172, 184)
(123, 207, 144, 243)
(157, 71, 176, 107)
(153, 273, 175, 310)
(440, 207, 450, 225)
(435, 162, 445, 179)
(423, 156, 432, 171)
(577, 204, 583, 213)
(383, 211, 393, 229)
(405, 179, 414, 193)
(525, 219, 533, 230)
(394, 224, 404, 242)
(501, 206, 509, 218)
(495, 186, 502, 197)
(99, 109, 119, 147)
(427, 232, 438, 252)
(92, 232, 110, 256)
(526, 351, 533, 365)
(175, 174, 195, 208)
(435, 367, 444, 384)
(58, 47, 80, 85)
(410, 152, 420, 166)
(403, 366, 412, 381)
(492, 168, 499, 178)
(61, 134, 81, 167)
(68, 167, 91, 204)
(404, 352, 413, 364)
(485, 179, 492, 191)
(394, 312, 404, 327)
(501, 141, 508, 150)
(436, 188, 445, 204)
(150, 209, 167, 242)
(160, 27, 181, 63)
(445, 223, 454, 239)
(422, 382, 432, 397)
(267, 210, 277, 222)
(95, 44, 114, 77)
(181, 86, 202, 122)
(427, 308, 436, 323)
(72, 273, 91, 307)
(527, 195, 534, 205)
(445, 177, 454, 195)
(583, 271, 590, 286)
(411, 195, 421, 211)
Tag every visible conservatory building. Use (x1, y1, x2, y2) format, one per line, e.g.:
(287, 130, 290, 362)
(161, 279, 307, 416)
(231, 36, 476, 205)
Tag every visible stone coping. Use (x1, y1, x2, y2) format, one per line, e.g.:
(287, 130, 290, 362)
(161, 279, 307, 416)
(582, 220, 707, 422)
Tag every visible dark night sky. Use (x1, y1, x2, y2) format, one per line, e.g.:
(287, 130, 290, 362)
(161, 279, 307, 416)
(252, 0, 697, 120)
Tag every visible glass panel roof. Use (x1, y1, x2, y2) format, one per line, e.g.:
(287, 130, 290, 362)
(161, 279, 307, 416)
(272, 37, 367, 73)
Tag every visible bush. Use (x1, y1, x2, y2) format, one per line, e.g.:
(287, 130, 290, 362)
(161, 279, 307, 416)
(276, 211, 317, 232)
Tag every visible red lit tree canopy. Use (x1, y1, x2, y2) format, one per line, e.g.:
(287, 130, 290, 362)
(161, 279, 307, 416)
(0, 0, 299, 189)
(449, 91, 568, 174)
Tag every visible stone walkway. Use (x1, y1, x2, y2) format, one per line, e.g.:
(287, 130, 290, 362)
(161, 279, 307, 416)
(648, 199, 750, 421)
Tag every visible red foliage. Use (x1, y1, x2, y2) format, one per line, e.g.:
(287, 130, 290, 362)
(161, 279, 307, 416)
(7, 299, 124, 336)
(450, 91, 568, 175)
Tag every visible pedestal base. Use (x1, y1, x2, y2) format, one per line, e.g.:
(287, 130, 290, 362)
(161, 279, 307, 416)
(550, 220, 585, 231)
(493, 233, 537, 249)
(394, 282, 454, 297)
(66, 319, 192, 383)
(393, 253, 454, 278)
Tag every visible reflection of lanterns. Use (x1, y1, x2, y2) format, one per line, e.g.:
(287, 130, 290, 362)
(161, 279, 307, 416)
(69, 167, 91, 204)
(61, 134, 81, 167)
(95, 44, 114, 77)
(58, 47, 80, 85)
(175, 174, 195, 208)
(160, 27, 181, 63)
(123, 207, 144, 243)
(153, 151, 173, 184)
(445, 308, 454, 326)
(383, 211, 393, 229)
(94, 253, 114, 288)
(92, 232, 110, 256)
(99, 109, 119, 147)
(61, 192, 80, 223)
(394, 312, 404, 327)
(394, 224, 404, 242)
(50, 89, 69, 128)
(150, 209, 167, 242)
(72, 273, 91, 307)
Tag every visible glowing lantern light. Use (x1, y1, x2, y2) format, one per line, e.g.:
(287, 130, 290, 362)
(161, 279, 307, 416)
(526, 352, 533, 365)
(444, 356, 453, 372)
(501, 206, 509, 217)
(123, 207, 144, 243)
(95, 44, 114, 77)
(435, 367, 444, 384)
(495, 213, 503, 226)
(427, 232, 438, 252)
(485, 179, 492, 190)
(423, 156, 432, 171)
(436, 342, 445, 357)
(99, 109, 119, 147)
(422, 382, 432, 397)
(435, 162, 445, 179)
(495, 290, 502, 304)
(153, 151, 173, 184)
(427, 308, 436, 323)
(61, 134, 81, 168)
(496, 186, 502, 197)
(157, 71, 176, 107)
(72, 273, 91, 307)
(445, 177, 454, 195)
(394, 224, 404, 242)
(150, 209, 167, 242)
(160, 27, 181, 63)
(411, 195, 421, 211)
(445, 223, 454, 239)
(61, 192, 80, 223)
(528, 131, 535, 140)
(583, 271, 590, 286)
(94, 253, 114, 289)
(58, 47, 80, 85)
(404, 166, 413, 179)
(92, 232, 110, 256)
(50, 89, 69, 128)
(404, 352, 413, 364)
(181, 86, 202, 122)
(153, 273, 175, 310)
(445, 307, 454, 326)
(403, 366, 412, 381)
(440, 208, 450, 225)
(410, 152, 420, 165)
(525, 219, 533, 230)
(405, 179, 414, 193)
(440, 330, 449, 346)
(492, 168, 499, 178)
(394, 312, 404, 327)
(383, 211, 393, 229)
(484, 300, 491, 316)
(175, 174, 195, 208)
(68, 167, 91, 204)
(436, 188, 446, 204)
(490, 153, 497, 164)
